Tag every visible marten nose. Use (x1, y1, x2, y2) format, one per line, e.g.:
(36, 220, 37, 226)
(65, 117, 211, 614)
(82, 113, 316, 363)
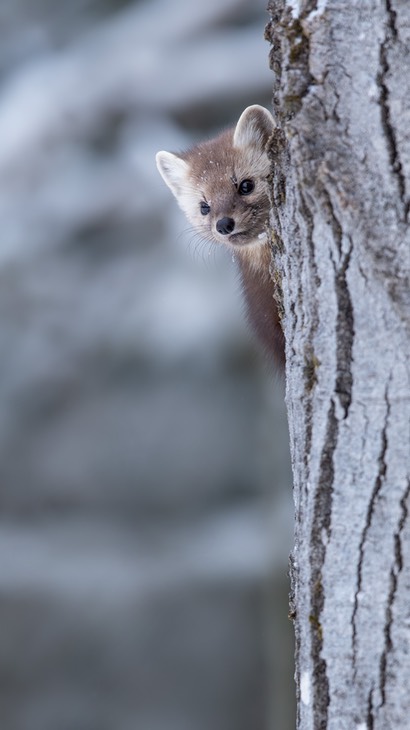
(216, 217, 235, 235)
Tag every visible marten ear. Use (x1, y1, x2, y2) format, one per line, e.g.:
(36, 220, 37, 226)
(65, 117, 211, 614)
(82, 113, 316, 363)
(156, 151, 190, 199)
(233, 105, 275, 150)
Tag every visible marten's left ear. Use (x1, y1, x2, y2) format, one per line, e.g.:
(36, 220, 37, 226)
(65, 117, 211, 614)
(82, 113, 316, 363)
(233, 105, 275, 149)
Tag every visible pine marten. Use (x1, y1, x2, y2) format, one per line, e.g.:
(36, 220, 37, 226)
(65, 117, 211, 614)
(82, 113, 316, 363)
(156, 105, 284, 368)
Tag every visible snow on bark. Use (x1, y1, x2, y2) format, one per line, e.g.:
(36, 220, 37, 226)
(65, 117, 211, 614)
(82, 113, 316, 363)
(266, 2, 410, 728)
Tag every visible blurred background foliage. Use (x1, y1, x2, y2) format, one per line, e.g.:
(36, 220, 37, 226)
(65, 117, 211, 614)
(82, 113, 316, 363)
(0, 1, 294, 728)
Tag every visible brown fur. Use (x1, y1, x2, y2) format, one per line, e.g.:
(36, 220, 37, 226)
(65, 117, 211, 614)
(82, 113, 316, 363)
(156, 106, 284, 368)
(236, 246, 285, 368)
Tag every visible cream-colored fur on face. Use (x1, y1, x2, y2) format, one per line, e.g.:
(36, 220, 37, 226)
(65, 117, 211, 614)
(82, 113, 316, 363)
(156, 105, 275, 271)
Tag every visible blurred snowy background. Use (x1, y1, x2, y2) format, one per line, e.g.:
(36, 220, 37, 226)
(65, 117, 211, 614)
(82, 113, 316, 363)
(0, 1, 294, 729)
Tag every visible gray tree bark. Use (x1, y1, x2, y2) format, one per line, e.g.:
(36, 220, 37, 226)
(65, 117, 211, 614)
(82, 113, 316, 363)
(265, 2, 410, 728)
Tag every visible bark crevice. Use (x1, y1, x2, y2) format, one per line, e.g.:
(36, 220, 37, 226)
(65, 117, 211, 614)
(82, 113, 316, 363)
(377, 1, 408, 220)
(367, 686, 375, 730)
(299, 190, 319, 490)
(379, 477, 410, 706)
(309, 398, 337, 728)
(334, 240, 354, 419)
(352, 386, 391, 673)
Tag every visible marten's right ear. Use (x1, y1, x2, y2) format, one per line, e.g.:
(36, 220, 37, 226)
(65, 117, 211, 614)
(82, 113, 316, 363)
(156, 151, 189, 199)
(233, 105, 275, 150)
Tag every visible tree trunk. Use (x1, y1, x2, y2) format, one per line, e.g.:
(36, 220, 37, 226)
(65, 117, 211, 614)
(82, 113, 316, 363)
(265, 2, 410, 728)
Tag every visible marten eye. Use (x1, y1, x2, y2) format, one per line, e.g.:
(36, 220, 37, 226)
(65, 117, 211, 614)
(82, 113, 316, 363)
(238, 179, 255, 195)
(200, 201, 210, 215)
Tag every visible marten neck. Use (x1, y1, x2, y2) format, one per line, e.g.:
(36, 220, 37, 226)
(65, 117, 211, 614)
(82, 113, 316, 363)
(235, 243, 285, 369)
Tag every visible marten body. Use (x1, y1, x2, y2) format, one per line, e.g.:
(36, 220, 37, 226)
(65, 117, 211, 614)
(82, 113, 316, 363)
(156, 105, 284, 367)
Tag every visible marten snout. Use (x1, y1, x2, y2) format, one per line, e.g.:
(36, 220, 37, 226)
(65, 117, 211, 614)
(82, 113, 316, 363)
(216, 217, 235, 235)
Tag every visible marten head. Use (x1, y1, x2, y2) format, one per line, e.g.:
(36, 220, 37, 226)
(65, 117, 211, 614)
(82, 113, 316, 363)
(156, 105, 275, 250)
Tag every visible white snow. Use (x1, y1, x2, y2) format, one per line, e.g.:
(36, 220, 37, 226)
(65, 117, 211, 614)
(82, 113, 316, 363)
(301, 671, 311, 706)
